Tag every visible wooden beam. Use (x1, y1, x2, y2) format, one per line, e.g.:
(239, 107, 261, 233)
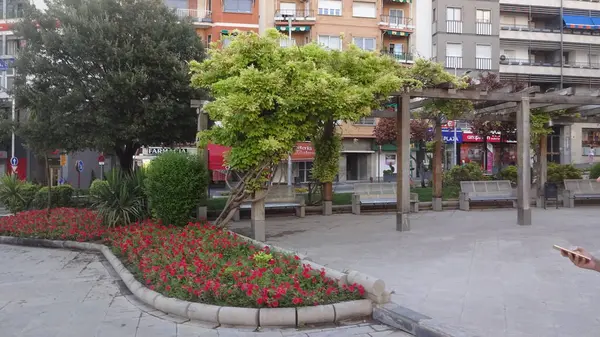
(474, 102, 517, 114)
(541, 104, 580, 113)
(529, 95, 600, 105)
(398, 88, 526, 102)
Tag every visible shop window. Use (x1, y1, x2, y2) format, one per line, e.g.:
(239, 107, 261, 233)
(582, 128, 600, 156)
(298, 161, 313, 182)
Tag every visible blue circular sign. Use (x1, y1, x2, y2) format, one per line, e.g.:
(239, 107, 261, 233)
(10, 156, 18, 166)
(76, 160, 84, 172)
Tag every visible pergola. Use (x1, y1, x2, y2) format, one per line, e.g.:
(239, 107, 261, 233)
(372, 86, 600, 230)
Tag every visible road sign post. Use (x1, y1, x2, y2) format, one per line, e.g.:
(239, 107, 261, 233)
(10, 156, 18, 175)
(98, 155, 105, 180)
(76, 160, 84, 189)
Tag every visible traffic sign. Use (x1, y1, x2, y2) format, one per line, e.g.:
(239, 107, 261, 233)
(10, 156, 18, 166)
(76, 160, 84, 172)
(0, 58, 15, 71)
(98, 155, 105, 166)
(11, 165, 17, 174)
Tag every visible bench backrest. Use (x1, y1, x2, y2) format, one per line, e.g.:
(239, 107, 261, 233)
(460, 180, 514, 197)
(353, 183, 418, 201)
(265, 185, 298, 203)
(564, 179, 600, 194)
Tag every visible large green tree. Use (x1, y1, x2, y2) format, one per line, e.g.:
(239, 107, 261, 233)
(13, 0, 205, 170)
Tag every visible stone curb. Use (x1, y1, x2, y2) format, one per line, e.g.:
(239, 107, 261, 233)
(373, 302, 482, 337)
(0, 236, 372, 328)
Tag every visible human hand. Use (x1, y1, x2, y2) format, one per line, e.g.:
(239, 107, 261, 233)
(562, 247, 596, 270)
(596, 176, 600, 183)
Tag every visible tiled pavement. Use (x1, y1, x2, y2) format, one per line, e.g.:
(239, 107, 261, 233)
(0, 244, 410, 337)
(232, 208, 600, 337)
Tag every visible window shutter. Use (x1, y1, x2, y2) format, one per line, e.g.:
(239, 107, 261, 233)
(353, 2, 376, 18)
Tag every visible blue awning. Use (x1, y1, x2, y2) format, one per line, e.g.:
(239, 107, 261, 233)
(563, 15, 597, 29)
(592, 17, 600, 27)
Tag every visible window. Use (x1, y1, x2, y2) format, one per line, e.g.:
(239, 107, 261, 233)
(5, 40, 19, 56)
(476, 9, 491, 23)
(590, 54, 599, 67)
(280, 38, 296, 47)
(475, 44, 492, 69)
(318, 0, 342, 16)
(432, 8, 436, 22)
(389, 43, 403, 55)
(446, 7, 461, 21)
(353, 37, 376, 51)
(445, 42, 462, 68)
(222, 37, 232, 48)
(352, 2, 376, 18)
(356, 117, 376, 125)
(318, 35, 341, 50)
(279, 2, 296, 16)
(207, 35, 212, 44)
(582, 129, 600, 156)
(389, 9, 404, 26)
(297, 162, 313, 183)
(223, 0, 253, 13)
(432, 43, 437, 61)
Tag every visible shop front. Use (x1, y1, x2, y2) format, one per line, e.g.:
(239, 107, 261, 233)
(460, 133, 516, 174)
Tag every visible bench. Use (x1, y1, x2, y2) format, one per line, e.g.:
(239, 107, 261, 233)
(233, 185, 305, 221)
(351, 183, 419, 215)
(459, 180, 516, 211)
(563, 179, 600, 208)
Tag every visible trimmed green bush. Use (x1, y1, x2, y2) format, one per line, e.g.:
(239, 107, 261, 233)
(498, 165, 518, 185)
(33, 184, 74, 209)
(90, 169, 149, 228)
(443, 162, 486, 186)
(547, 163, 582, 184)
(590, 163, 600, 179)
(145, 152, 208, 226)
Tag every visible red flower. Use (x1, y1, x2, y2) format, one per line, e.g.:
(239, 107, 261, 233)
(292, 297, 303, 305)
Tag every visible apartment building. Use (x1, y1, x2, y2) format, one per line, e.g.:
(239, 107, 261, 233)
(498, 0, 600, 166)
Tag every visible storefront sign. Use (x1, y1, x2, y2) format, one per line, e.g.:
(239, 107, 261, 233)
(148, 147, 191, 155)
(291, 142, 315, 161)
(442, 130, 463, 143)
(462, 133, 517, 143)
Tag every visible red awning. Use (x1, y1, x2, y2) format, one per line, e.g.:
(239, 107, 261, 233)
(207, 144, 229, 171)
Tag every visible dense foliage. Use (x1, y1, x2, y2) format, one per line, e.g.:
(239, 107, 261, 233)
(589, 163, 600, 179)
(90, 169, 149, 227)
(13, 0, 205, 170)
(444, 163, 487, 186)
(33, 185, 74, 209)
(0, 175, 40, 213)
(105, 221, 364, 307)
(0, 208, 105, 241)
(145, 152, 208, 226)
(498, 165, 518, 185)
(547, 163, 582, 184)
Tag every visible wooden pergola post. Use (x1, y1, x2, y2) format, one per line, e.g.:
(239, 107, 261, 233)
(395, 94, 411, 231)
(516, 97, 532, 226)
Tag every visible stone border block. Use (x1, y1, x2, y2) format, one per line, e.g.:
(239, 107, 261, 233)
(333, 299, 372, 322)
(297, 304, 335, 326)
(346, 270, 385, 296)
(153, 295, 191, 318)
(186, 303, 220, 323)
(134, 285, 161, 307)
(233, 232, 308, 260)
(218, 306, 259, 327)
(259, 308, 296, 327)
(301, 259, 348, 287)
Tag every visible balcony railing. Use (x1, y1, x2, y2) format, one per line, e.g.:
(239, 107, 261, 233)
(500, 24, 561, 33)
(380, 15, 413, 29)
(476, 57, 492, 70)
(446, 56, 463, 69)
(476, 20, 492, 35)
(446, 20, 463, 34)
(173, 8, 212, 22)
(382, 52, 414, 63)
(275, 9, 316, 20)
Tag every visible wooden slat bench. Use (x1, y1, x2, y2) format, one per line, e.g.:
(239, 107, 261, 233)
(351, 183, 419, 215)
(233, 185, 305, 221)
(563, 179, 600, 208)
(459, 180, 516, 211)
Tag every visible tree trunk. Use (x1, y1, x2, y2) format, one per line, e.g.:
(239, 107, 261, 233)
(483, 136, 488, 173)
(433, 123, 442, 198)
(114, 142, 140, 173)
(416, 141, 426, 188)
(320, 119, 336, 202)
(323, 182, 333, 201)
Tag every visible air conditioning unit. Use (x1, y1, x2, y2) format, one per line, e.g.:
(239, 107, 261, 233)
(500, 55, 507, 61)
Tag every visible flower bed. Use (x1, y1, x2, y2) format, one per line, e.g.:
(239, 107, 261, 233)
(104, 221, 364, 308)
(0, 208, 105, 241)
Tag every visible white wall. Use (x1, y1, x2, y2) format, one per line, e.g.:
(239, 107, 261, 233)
(413, 0, 432, 59)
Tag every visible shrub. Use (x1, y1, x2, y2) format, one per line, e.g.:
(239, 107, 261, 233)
(89, 179, 108, 198)
(0, 175, 41, 213)
(90, 169, 149, 228)
(33, 184, 74, 209)
(590, 163, 600, 179)
(145, 152, 208, 226)
(498, 165, 518, 185)
(444, 162, 486, 186)
(547, 163, 582, 184)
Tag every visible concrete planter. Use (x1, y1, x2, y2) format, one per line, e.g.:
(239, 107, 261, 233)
(0, 236, 378, 328)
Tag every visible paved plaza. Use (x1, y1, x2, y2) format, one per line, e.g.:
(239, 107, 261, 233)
(239, 207, 600, 337)
(0, 244, 409, 337)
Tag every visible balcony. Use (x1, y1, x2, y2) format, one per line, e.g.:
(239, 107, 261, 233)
(275, 10, 316, 22)
(498, 57, 600, 78)
(476, 57, 493, 70)
(446, 56, 463, 69)
(382, 51, 414, 63)
(173, 8, 212, 26)
(446, 20, 463, 34)
(476, 20, 493, 35)
(379, 15, 414, 31)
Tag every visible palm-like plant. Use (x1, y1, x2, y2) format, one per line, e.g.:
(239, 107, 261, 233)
(90, 169, 149, 227)
(0, 174, 25, 213)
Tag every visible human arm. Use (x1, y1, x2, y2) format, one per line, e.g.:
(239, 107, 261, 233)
(562, 247, 600, 272)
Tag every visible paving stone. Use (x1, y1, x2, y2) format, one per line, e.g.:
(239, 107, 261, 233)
(136, 313, 177, 337)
